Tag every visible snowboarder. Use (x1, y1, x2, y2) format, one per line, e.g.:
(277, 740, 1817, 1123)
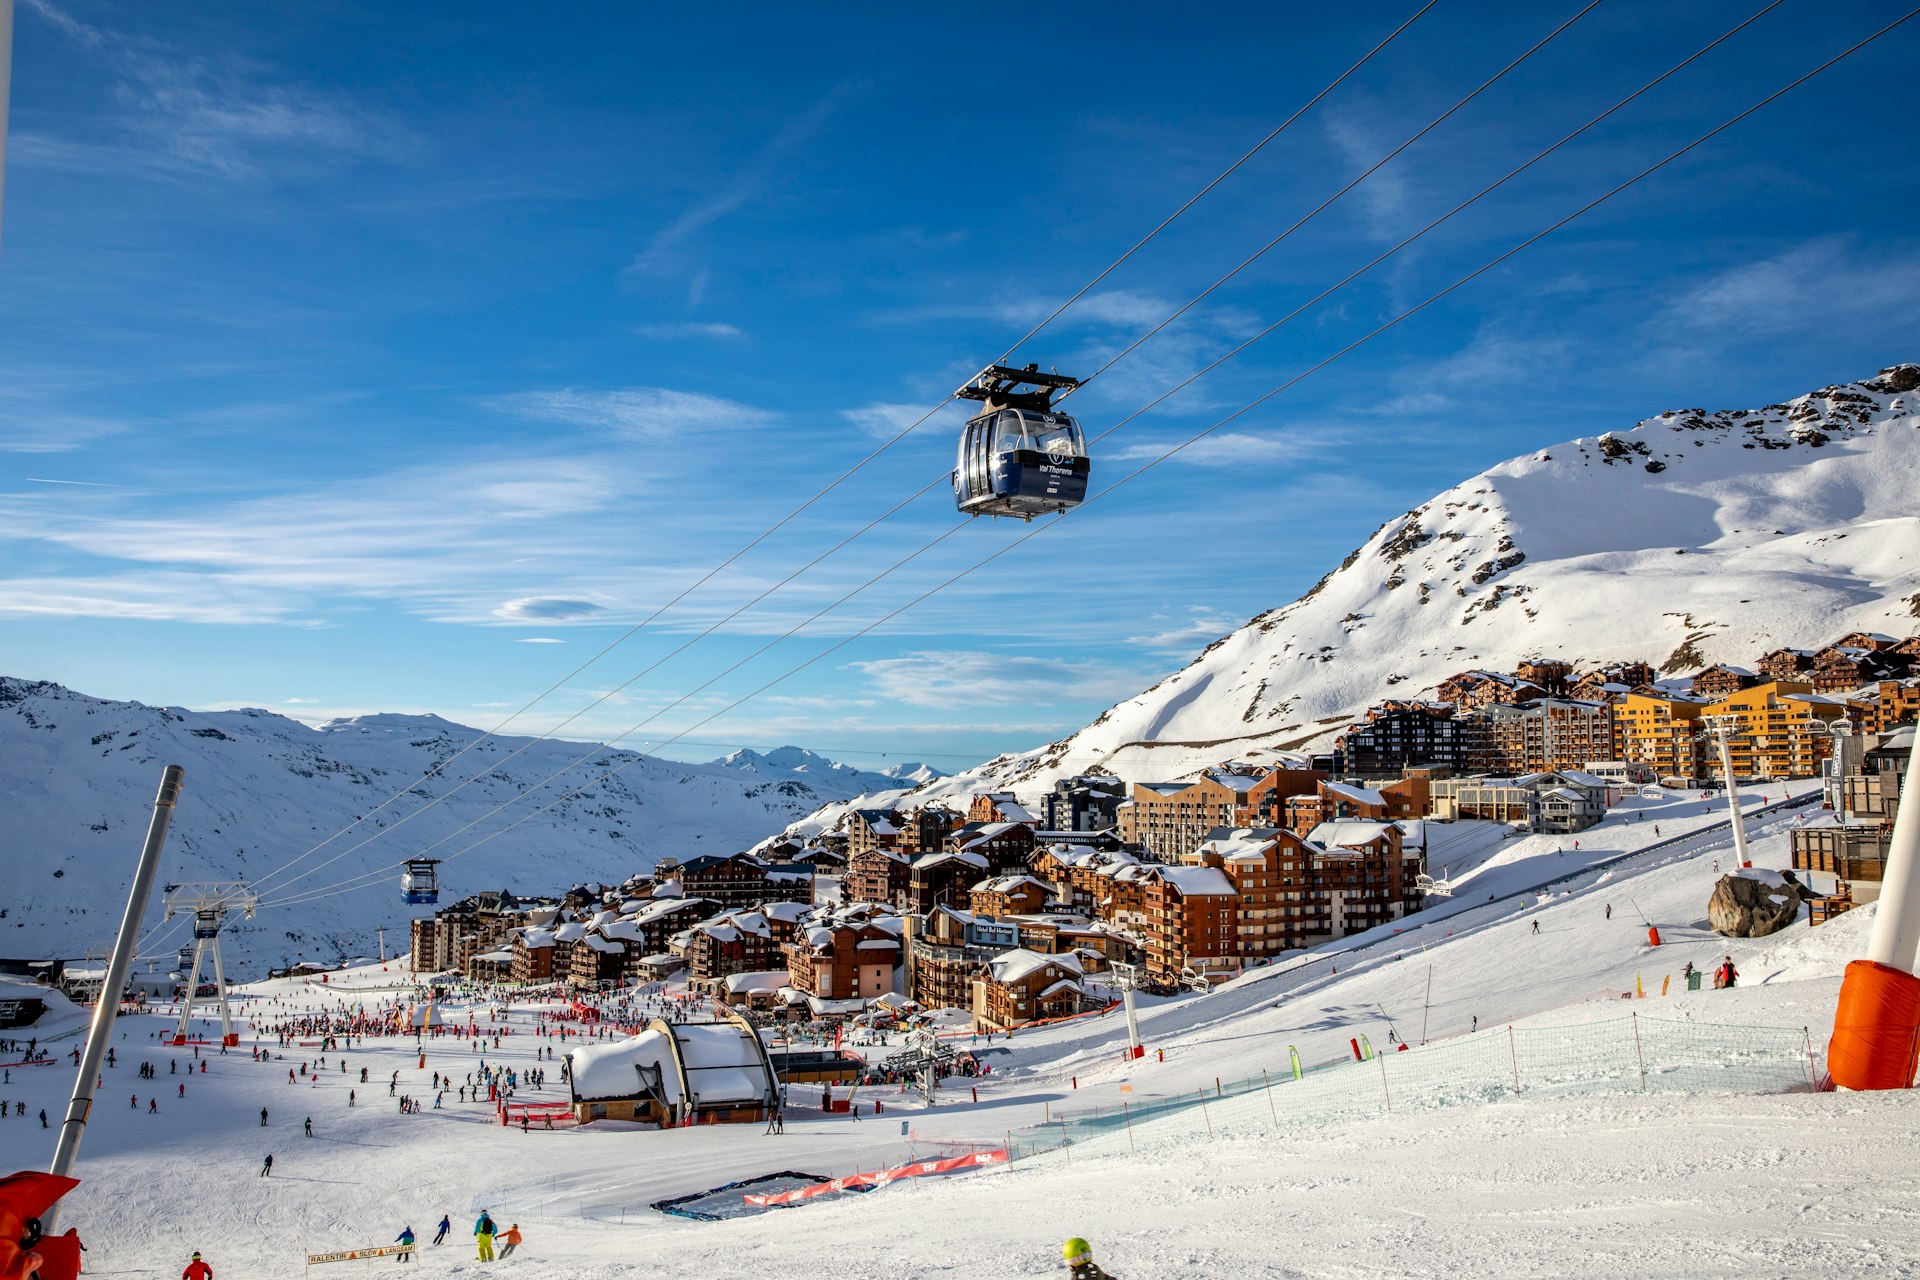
(304, 1116, 313, 1137)
(473, 1211, 497, 1261)
(394, 1226, 415, 1263)
(498, 1224, 522, 1258)
(260, 1153, 273, 1177)
(1718, 956, 1739, 989)
(1605, 904, 1612, 920)
(182, 1252, 213, 1280)
(432, 1215, 450, 1245)
(1063, 1237, 1116, 1279)
(1531, 920, 1539, 934)
(260, 1107, 269, 1127)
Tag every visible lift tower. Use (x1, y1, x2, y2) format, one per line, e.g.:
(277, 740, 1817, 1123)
(163, 882, 258, 1046)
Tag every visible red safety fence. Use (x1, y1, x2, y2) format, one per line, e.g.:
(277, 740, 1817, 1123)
(742, 1149, 1007, 1206)
(498, 1100, 578, 1128)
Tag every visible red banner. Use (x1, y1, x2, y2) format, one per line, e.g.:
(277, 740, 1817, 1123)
(743, 1150, 1008, 1206)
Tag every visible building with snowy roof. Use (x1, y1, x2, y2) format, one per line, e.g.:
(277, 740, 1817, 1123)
(972, 948, 1086, 1031)
(565, 1010, 778, 1127)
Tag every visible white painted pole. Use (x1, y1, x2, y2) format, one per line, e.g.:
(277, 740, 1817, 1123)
(1863, 734, 1920, 973)
(1709, 722, 1751, 867)
(211, 929, 233, 1045)
(1122, 984, 1141, 1055)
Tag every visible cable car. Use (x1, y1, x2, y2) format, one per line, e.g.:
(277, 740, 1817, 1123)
(401, 858, 441, 906)
(953, 363, 1088, 519)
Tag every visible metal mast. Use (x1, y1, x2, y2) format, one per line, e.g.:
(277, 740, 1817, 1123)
(1700, 716, 1752, 868)
(163, 882, 258, 1046)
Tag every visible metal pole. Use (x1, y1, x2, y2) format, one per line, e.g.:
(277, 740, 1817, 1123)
(1420, 964, 1433, 1045)
(47, 765, 186, 1229)
(210, 930, 233, 1046)
(1630, 1013, 1648, 1092)
(1377, 1052, 1391, 1113)
(0, 0, 12, 253)
(1508, 1024, 1520, 1092)
(1121, 1099, 1134, 1153)
(1263, 1068, 1278, 1125)
(1709, 721, 1751, 867)
(175, 937, 205, 1044)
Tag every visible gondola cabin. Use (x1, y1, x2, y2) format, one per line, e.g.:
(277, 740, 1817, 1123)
(953, 364, 1088, 519)
(401, 858, 441, 906)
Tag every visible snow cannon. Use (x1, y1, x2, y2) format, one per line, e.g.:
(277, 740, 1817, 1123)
(0, 1172, 83, 1280)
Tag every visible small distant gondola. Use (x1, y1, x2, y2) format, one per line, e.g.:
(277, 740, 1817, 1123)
(401, 858, 441, 906)
(953, 363, 1088, 519)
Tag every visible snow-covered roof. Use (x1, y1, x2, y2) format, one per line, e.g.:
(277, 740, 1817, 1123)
(722, 970, 790, 995)
(1308, 821, 1397, 849)
(987, 948, 1082, 985)
(1154, 865, 1237, 897)
(762, 901, 812, 923)
(1323, 781, 1387, 806)
(1194, 828, 1280, 863)
(570, 1029, 680, 1103)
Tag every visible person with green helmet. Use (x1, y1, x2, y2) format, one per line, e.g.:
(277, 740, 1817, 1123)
(1062, 1237, 1116, 1279)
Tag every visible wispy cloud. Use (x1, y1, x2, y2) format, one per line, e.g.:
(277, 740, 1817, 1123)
(492, 387, 776, 440)
(849, 650, 1154, 710)
(1127, 606, 1241, 651)
(0, 414, 131, 454)
(20, 0, 410, 180)
(514, 637, 566, 645)
(22, 476, 120, 486)
(1650, 236, 1920, 352)
(628, 81, 863, 287)
(636, 322, 747, 341)
(1322, 104, 1411, 241)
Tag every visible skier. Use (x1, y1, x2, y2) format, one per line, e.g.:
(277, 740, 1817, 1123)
(182, 1252, 213, 1280)
(1605, 904, 1612, 920)
(304, 1116, 313, 1137)
(432, 1215, 450, 1246)
(260, 1107, 269, 1127)
(473, 1211, 497, 1261)
(1062, 1238, 1116, 1279)
(260, 1153, 274, 1177)
(394, 1225, 416, 1263)
(1531, 920, 1539, 934)
(498, 1224, 523, 1258)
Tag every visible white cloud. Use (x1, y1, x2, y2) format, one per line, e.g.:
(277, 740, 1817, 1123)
(1127, 606, 1242, 651)
(840, 401, 951, 439)
(849, 650, 1152, 710)
(514, 637, 566, 644)
(492, 598, 606, 622)
(20, 0, 409, 180)
(1322, 106, 1411, 241)
(636, 322, 746, 341)
(493, 387, 775, 439)
(1107, 429, 1328, 467)
(0, 414, 131, 454)
(1652, 237, 1920, 347)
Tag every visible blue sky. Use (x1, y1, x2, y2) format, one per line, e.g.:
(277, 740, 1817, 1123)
(2, 0, 1917, 770)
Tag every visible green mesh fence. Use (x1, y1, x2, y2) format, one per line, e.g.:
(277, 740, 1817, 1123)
(1005, 1016, 1815, 1162)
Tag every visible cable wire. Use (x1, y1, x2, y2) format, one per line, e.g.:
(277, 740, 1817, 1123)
(243, 0, 1442, 897)
(258, 3, 1913, 911)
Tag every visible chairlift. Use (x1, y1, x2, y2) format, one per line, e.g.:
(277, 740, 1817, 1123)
(953, 363, 1089, 520)
(402, 858, 441, 906)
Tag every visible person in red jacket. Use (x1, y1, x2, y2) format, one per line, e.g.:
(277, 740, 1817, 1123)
(183, 1251, 213, 1280)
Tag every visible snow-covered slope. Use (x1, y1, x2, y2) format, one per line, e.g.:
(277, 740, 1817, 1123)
(878, 364, 1920, 811)
(0, 679, 910, 970)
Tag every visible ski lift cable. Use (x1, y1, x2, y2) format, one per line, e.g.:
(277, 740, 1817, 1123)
(253, 476, 954, 899)
(1083, 0, 1790, 447)
(242, 5, 1440, 897)
(992, 0, 1443, 371)
(251, 2, 1829, 911)
(248, 0, 1611, 904)
(257, 10, 1912, 911)
(1056, 0, 1608, 408)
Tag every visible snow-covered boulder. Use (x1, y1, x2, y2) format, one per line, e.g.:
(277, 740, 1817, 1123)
(1708, 869, 1803, 938)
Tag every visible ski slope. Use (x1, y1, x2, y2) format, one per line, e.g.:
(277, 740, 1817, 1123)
(4, 778, 1911, 1279)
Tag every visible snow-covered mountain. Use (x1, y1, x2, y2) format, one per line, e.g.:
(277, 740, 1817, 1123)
(789, 364, 1920, 822)
(710, 746, 944, 791)
(0, 680, 914, 971)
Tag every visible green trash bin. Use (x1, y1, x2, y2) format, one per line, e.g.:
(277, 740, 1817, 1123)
(1686, 971, 1703, 992)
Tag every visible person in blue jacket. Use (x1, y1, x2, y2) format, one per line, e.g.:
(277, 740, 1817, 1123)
(473, 1211, 497, 1261)
(393, 1226, 415, 1263)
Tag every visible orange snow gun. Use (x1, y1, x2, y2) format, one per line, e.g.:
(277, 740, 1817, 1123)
(0, 1172, 83, 1280)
